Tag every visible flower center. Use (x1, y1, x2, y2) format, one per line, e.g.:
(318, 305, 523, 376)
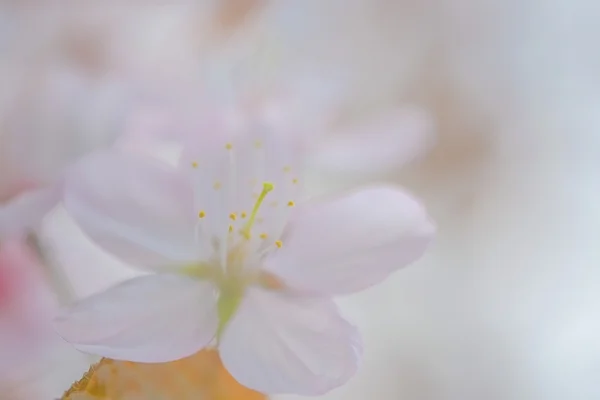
(184, 137, 302, 340)
(184, 181, 286, 340)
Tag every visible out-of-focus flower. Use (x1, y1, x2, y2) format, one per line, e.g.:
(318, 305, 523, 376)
(61, 349, 266, 400)
(54, 114, 434, 395)
(0, 66, 130, 240)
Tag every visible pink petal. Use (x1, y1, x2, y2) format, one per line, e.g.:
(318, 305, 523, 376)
(63, 150, 199, 270)
(0, 238, 56, 330)
(310, 107, 435, 177)
(219, 288, 361, 395)
(0, 185, 61, 240)
(265, 186, 435, 295)
(54, 274, 218, 363)
(0, 239, 59, 372)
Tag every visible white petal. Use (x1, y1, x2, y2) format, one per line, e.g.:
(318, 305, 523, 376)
(54, 274, 218, 363)
(220, 288, 361, 395)
(64, 150, 199, 270)
(0, 185, 60, 240)
(310, 107, 435, 177)
(265, 186, 435, 295)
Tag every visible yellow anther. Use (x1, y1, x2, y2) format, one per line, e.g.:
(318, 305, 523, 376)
(191, 161, 198, 168)
(241, 211, 247, 219)
(275, 240, 283, 248)
(283, 166, 292, 173)
(229, 225, 234, 233)
(292, 178, 299, 184)
(213, 181, 222, 190)
(225, 143, 233, 150)
(229, 213, 237, 221)
(287, 201, 295, 207)
(241, 182, 274, 239)
(259, 233, 268, 240)
(198, 210, 206, 218)
(254, 140, 262, 148)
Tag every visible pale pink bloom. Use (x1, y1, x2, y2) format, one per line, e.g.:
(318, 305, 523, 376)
(55, 114, 434, 395)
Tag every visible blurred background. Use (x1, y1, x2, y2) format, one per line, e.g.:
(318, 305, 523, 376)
(1, 1, 600, 399)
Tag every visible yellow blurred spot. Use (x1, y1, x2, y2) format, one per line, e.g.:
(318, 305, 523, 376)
(229, 212, 237, 221)
(225, 143, 233, 150)
(283, 166, 291, 173)
(275, 240, 283, 248)
(292, 178, 298, 184)
(259, 233, 268, 239)
(287, 201, 295, 207)
(191, 161, 198, 168)
(214, 181, 222, 190)
(241, 211, 247, 218)
(198, 211, 206, 218)
(61, 350, 266, 400)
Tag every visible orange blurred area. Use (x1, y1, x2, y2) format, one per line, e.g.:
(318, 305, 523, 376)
(62, 349, 267, 400)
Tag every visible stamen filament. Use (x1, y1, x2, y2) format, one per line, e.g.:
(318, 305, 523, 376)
(241, 182, 274, 239)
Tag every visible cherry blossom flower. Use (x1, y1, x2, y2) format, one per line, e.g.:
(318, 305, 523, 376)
(54, 112, 434, 395)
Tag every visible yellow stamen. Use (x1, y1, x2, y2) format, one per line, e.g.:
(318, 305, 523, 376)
(241, 182, 274, 239)
(228, 225, 234, 233)
(275, 240, 283, 248)
(229, 213, 237, 221)
(191, 161, 198, 168)
(287, 201, 295, 207)
(283, 166, 292, 173)
(213, 181, 222, 190)
(254, 140, 262, 148)
(241, 211, 247, 219)
(292, 178, 299, 184)
(259, 233, 268, 239)
(225, 143, 233, 150)
(198, 210, 206, 218)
